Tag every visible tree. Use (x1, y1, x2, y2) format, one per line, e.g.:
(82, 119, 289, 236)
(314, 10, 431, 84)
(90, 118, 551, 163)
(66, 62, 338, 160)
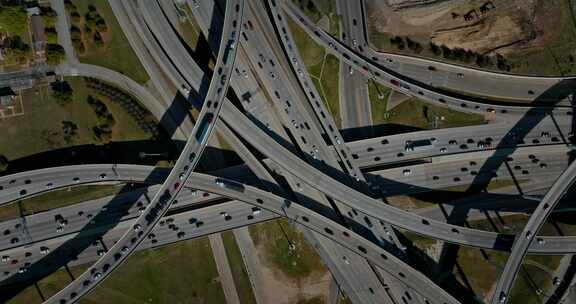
(2, 35, 30, 64)
(0, 155, 8, 172)
(95, 18, 108, 32)
(92, 126, 112, 143)
(51, 80, 74, 106)
(40, 7, 57, 27)
(429, 42, 442, 56)
(70, 25, 82, 40)
(44, 27, 57, 41)
(496, 54, 510, 71)
(441, 45, 452, 59)
(64, 0, 77, 11)
(70, 11, 81, 23)
(0, 6, 27, 36)
(84, 24, 92, 34)
(406, 37, 416, 50)
(390, 36, 405, 50)
(61, 120, 78, 144)
(71, 38, 85, 54)
(4, 35, 29, 52)
(46, 44, 65, 65)
(93, 31, 104, 47)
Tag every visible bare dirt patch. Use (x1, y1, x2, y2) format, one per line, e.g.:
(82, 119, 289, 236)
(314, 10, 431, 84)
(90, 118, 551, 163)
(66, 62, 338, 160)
(252, 240, 331, 304)
(367, 0, 545, 54)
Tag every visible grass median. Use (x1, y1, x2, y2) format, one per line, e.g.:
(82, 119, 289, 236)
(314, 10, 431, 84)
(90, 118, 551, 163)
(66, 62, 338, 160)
(222, 231, 257, 304)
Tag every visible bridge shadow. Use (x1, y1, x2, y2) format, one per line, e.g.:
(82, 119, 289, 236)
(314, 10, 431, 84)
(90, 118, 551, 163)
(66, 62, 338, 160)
(1, 139, 176, 177)
(0, 0, 235, 300)
(340, 123, 423, 142)
(426, 78, 576, 300)
(0, 180, 150, 301)
(544, 255, 576, 304)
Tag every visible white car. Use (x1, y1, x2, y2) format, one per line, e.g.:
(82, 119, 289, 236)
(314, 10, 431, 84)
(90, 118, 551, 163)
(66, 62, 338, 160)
(1, 255, 9, 263)
(40, 247, 50, 255)
(342, 256, 350, 265)
(440, 148, 447, 153)
(403, 169, 412, 176)
(252, 207, 262, 216)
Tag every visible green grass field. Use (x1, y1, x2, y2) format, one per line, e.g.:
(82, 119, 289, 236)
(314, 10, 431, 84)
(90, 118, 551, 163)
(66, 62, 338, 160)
(69, 1, 148, 84)
(382, 98, 486, 130)
(173, 2, 202, 50)
(457, 214, 564, 302)
(402, 231, 438, 252)
(222, 231, 258, 304)
(368, 81, 391, 125)
(453, 247, 510, 301)
(249, 219, 326, 281)
(0, 77, 153, 162)
(7, 237, 225, 304)
(289, 16, 341, 127)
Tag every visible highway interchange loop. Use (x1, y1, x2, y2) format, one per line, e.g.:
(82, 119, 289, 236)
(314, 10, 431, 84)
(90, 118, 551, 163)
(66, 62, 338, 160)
(1, 0, 576, 303)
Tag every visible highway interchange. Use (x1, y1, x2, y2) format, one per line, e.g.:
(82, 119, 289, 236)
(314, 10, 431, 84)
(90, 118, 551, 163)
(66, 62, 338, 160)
(2, 0, 576, 303)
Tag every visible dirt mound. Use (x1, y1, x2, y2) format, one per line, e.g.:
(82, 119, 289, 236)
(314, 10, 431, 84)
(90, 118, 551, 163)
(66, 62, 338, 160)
(368, 0, 542, 54)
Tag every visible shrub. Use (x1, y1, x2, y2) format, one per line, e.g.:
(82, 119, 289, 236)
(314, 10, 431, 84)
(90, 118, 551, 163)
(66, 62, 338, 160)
(46, 44, 66, 65)
(0, 155, 8, 172)
(50, 80, 74, 106)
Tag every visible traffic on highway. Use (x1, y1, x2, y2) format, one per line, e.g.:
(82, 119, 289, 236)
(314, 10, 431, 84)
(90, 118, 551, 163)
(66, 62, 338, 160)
(1, 0, 575, 303)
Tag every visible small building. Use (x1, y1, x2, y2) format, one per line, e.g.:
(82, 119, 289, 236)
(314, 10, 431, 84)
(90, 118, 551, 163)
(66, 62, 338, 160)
(0, 87, 17, 109)
(27, 7, 46, 57)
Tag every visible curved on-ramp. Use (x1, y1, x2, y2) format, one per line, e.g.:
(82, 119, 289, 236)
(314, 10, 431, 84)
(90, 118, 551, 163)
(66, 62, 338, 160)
(278, 0, 575, 117)
(491, 159, 576, 304)
(40, 1, 244, 302)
